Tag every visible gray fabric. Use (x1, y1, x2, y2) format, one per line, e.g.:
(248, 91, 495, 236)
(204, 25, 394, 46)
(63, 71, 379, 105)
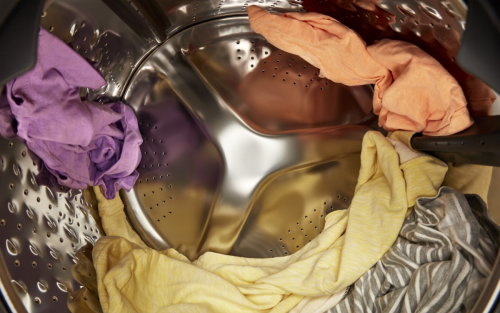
(326, 187, 500, 313)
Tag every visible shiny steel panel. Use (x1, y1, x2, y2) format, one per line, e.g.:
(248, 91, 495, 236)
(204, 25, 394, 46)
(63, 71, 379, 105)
(122, 16, 375, 259)
(0, 137, 102, 312)
(40, 0, 159, 100)
(3, 0, 500, 312)
(158, 0, 306, 36)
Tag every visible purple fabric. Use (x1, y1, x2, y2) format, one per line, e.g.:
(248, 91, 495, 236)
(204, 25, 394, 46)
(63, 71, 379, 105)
(0, 28, 142, 199)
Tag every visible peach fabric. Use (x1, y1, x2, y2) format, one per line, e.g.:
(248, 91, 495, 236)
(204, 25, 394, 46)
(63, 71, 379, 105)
(247, 6, 491, 136)
(461, 75, 496, 117)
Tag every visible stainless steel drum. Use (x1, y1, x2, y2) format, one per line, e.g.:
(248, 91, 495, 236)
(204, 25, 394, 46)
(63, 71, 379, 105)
(1, 0, 499, 312)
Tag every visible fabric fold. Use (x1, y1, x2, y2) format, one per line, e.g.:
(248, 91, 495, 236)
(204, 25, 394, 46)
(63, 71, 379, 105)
(0, 28, 142, 199)
(247, 6, 496, 136)
(289, 289, 348, 313)
(327, 187, 500, 313)
(91, 130, 450, 313)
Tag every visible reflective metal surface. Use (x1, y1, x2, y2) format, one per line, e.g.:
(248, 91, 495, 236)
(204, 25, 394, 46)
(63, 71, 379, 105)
(3, 0, 500, 312)
(122, 16, 375, 259)
(158, 0, 306, 36)
(40, 0, 159, 100)
(0, 136, 102, 312)
(101, 0, 170, 43)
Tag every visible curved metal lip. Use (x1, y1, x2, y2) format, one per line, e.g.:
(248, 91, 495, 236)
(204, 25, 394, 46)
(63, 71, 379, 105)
(472, 250, 500, 312)
(118, 9, 299, 99)
(2, 1, 499, 313)
(166, 12, 250, 40)
(0, 252, 27, 313)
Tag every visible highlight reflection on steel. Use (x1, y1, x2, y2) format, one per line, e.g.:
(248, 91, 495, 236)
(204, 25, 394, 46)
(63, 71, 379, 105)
(123, 16, 376, 260)
(4, 0, 496, 313)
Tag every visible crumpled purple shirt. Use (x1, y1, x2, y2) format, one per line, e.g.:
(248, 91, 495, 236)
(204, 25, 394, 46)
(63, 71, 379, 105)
(0, 28, 142, 199)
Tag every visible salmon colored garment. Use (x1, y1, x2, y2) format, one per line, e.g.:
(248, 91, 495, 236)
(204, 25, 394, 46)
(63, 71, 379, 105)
(247, 6, 494, 136)
(461, 75, 497, 117)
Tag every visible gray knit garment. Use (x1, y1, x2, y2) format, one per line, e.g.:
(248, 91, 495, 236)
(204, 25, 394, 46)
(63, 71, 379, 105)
(327, 187, 499, 313)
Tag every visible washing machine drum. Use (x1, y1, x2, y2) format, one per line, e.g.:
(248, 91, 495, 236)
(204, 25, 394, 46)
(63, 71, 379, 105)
(0, 0, 498, 312)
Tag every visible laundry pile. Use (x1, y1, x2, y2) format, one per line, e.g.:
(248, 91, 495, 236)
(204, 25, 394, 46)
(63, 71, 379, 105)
(77, 130, 496, 313)
(0, 7, 498, 313)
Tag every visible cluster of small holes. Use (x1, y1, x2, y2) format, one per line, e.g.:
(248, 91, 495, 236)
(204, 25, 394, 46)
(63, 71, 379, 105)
(270, 195, 352, 257)
(1, 148, 103, 311)
(137, 122, 177, 223)
(270, 200, 330, 256)
(215, 0, 225, 15)
(192, 0, 200, 22)
(42, 9, 142, 100)
(235, 40, 337, 91)
(241, 0, 249, 11)
(238, 0, 304, 12)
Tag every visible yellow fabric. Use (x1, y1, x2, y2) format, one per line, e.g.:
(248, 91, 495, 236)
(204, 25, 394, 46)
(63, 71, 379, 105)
(93, 187, 148, 248)
(387, 131, 423, 164)
(387, 131, 493, 203)
(444, 164, 493, 204)
(388, 130, 414, 147)
(92, 130, 453, 313)
(68, 248, 103, 313)
(387, 131, 493, 201)
(289, 289, 347, 313)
